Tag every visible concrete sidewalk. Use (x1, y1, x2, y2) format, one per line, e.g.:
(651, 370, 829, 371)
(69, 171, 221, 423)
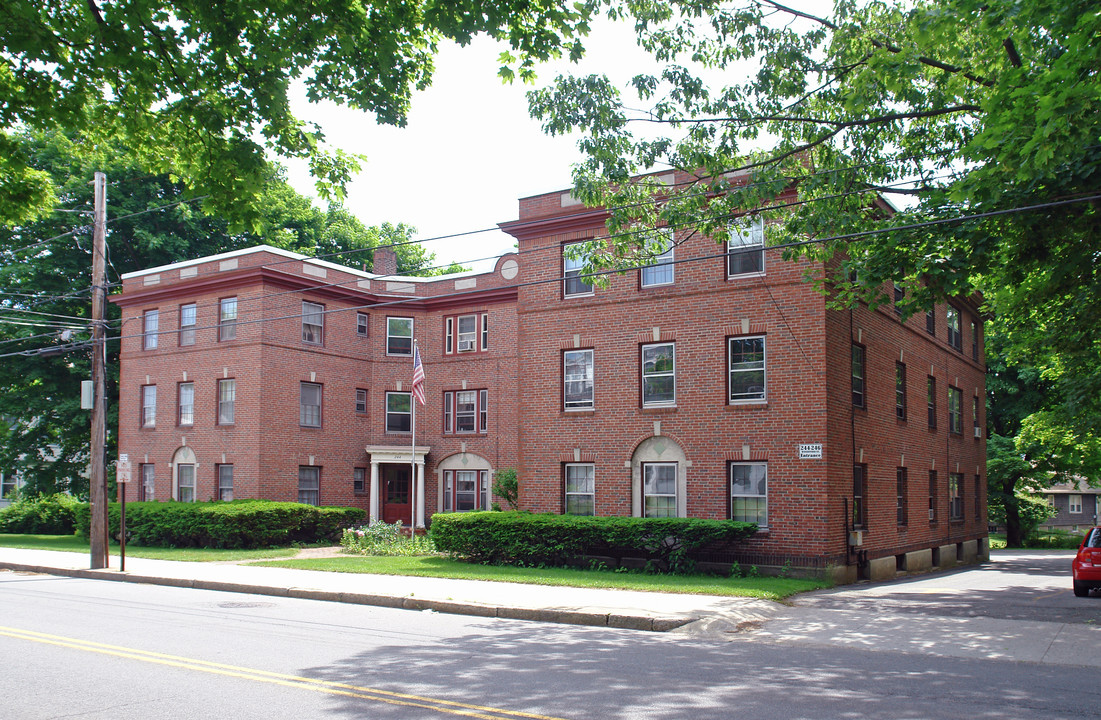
(0, 547, 777, 633)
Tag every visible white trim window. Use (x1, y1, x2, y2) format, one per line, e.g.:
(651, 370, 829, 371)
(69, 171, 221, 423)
(143, 309, 159, 350)
(217, 464, 234, 501)
(386, 317, 414, 355)
(178, 382, 194, 426)
(355, 388, 368, 414)
(442, 469, 488, 512)
(353, 467, 366, 494)
(141, 385, 156, 428)
(302, 301, 324, 344)
(946, 306, 962, 351)
(445, 313, 487, 354)
(386, 391, 412, 433)
(139, 464, 154, 501)
(176, 463, 195, 503)
(563, 243, 594, 297)
(298, 466, 320, 506)
(641, 342, 675, 407)
(563, 349, 594, 410)
(728, 336, 766, 403)
(727, 216, 764, 277)
(948, 472, 964, 520)
(356, 312, 369, 337)
(643, 462, 677, 517)
(1070, 494, 1083, 514)
(564, 464, 595, 516)
(640, 231, 674, 288)
(217, 379, 235, 425)
(443, 390, 487, 434)
(179, 303, 196, 346)
(300, 382, 321, 428)
(730, 462, 767, 526)
(218, 297, 237, 341)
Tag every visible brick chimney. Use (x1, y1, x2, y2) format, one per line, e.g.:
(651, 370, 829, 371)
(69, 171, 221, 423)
(372, 247, 398, 276)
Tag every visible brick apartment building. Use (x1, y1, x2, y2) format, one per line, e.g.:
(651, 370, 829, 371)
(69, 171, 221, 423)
(112, 175, 988, 582)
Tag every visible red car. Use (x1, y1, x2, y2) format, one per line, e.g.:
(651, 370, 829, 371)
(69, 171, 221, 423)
(1072, 526, 1101, 597)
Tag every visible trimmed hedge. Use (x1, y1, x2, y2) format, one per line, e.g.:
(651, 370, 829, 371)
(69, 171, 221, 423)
(429, 511, 757, 572)
(0, 494, 79, 534)
(74, 500, 365, 548)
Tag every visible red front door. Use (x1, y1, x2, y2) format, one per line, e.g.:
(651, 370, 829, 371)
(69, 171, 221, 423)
(381, 465, 412, 525)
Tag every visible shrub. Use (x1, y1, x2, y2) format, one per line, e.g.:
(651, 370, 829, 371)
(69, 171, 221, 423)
(429, 511, 756, 573)
(0, 494, 79, 534)
(341, 520, 437, 556)
(74, 500, 365, 548)
(491, 468, 519, 510)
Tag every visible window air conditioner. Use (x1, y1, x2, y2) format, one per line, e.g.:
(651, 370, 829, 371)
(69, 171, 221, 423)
(458, 340, 475, 352)
(973, 427, 982, 438)
(848, 530, 864, 547)
(929, 508, 935, 520)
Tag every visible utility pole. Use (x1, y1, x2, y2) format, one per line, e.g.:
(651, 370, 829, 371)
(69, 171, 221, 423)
(89, 171, 109, 570)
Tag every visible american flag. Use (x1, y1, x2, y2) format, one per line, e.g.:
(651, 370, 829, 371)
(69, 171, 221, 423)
(411, 344, 426, 406)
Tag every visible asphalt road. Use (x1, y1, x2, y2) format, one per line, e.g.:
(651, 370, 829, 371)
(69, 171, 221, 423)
(1, 552, 1099, 720)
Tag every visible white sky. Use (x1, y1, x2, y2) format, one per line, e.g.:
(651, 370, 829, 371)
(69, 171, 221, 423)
(286, 20, 661, 272)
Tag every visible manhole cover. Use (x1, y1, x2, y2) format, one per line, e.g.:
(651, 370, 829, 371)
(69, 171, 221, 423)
(217, 601, 276, 609)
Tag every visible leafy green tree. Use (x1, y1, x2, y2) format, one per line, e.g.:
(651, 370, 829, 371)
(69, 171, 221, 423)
(0, 130, 458, 496)
(1, 0, 592, 227)
(531, 0, 1101, 435)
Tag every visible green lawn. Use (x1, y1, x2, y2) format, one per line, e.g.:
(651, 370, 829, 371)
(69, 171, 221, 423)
(255, 555, 829, 600)
(0, 534, 299, 562)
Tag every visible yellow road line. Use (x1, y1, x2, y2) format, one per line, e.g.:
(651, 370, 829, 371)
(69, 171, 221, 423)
(0, 625, 569, 720)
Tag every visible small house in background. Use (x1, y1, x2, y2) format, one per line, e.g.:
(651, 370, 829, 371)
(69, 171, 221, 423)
(1041, 479, 1101, 531)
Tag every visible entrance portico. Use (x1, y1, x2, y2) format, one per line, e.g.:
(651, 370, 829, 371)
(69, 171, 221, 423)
(365, 445, 429, 528)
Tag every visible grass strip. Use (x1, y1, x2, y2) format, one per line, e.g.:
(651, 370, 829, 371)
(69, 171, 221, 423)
(0, 534, 298, 562)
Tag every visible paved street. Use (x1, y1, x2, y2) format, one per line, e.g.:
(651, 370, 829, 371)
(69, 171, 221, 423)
(2, 548, 1100, 719)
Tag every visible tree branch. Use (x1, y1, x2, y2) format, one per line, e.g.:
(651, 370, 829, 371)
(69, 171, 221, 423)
(1003, 38, 1022, 68)
(631, 104, 981, 128)
(87, 0, 105, 25)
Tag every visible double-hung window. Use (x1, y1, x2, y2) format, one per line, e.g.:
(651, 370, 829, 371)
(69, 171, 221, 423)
(353, 468, 366, 494)
(728, 336, 766, 403)
(640, 231, 674, 288)
(139, 464, 155, 501)
(643, 462, 677, 518)
(178, 382, 194, 426)
(300, 382, 321, 427)
(727, 216, 764, 277)
(217, 379, 235, 425)
(386, 317, 413, 355)
(217, 464, 234, 501)
(895, 362, 907, 420)
(141, 385, 157, 428)
(927, 376, 937, 428)
(925, 309, 936, 335)
(179, 303, 196, 346)
(355, 389, 368, 415)
(442, 469, 488, 512)
(143, 310, 159, 350)
(564, 464, 595, 515)
(641, 342, 675, 407)
(298, 466, 320, 506)
(851, 344, 866, 408)
(947, 306, 962, 351)
(563, 349, 594, 410)
(176, 463, 195, 503)
(852, 464, 867, 529)
(443, 390, 487, 434)
(445, 313, 487, 354)
(948, 386, 963, 434)
(356, 312, 369, 337)
(386, 392, 412, 432)
(892, 283, 904, 315)
(949, 472, 963, 520)
(563, 243, 593, 297)
(218, 297, 237, 341)
(897, 467, 908, 525)
(302, 301, 324, 344)
(1070, 494, 1083, 514)
(730, 463, 767, 525)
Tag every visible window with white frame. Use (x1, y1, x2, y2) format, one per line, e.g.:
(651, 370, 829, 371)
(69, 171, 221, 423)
(141, 385, 156, 428)
(179, 303, 196, 346)
(386, 317, 413, 355)
(178, 382, 194, 426)
(302, 301, 324, 344)
(563, 349, 594, 410)
(640, 231, 674, 288)
(139, 464, 154, 501)
(730, 462, 767, 525)
(728, 336, 766, 402)
(300, 382, 321, 427)
(0, 472, 15, 500)
(947, 306, 962, 351)
(564, 464, 595, 515)
(355, 388, 367, 414)
(563, 243, 593, 297)
(641, 342, 675, 406)
(443, 389, 487, 434)
(949, 472, 964, 520)
(1070, 494, 1083, 514)
(217, 464, 233, 501)
(218, 297, 237, 341)
(176, 463, 195, 503)
(727, 216, 764, 277)
(353, 467, 366, 494)
(643, 462, 677, 517)
(445, 313, 487, 354)
(298, 466, 320, 506)
(948, 385, 962, 434)
(386, 391, 412, 432)
(143, 309, 159, 350)
(356, 312, 369, 337)
(217, 378, 235, 425)
(442, 469, 488, 512)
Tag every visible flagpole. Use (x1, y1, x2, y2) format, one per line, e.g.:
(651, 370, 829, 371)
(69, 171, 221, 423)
(410, 341, 418, 534)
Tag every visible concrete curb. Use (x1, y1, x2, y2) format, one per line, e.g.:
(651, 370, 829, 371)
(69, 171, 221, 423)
(0, 561, 694, 632)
